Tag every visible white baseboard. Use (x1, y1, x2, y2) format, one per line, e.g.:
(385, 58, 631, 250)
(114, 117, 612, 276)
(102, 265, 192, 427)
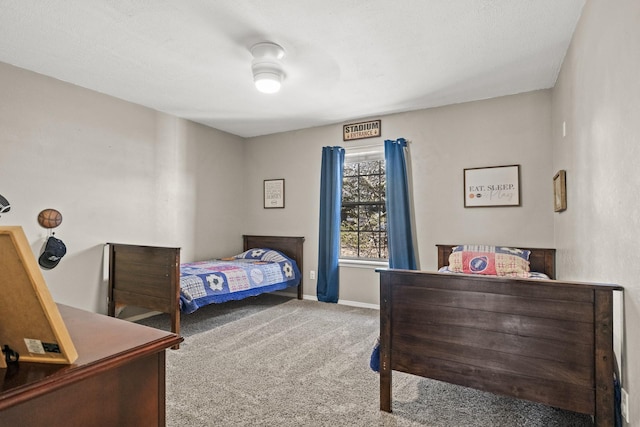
(302, 294, 379, 310)
(338, 299, 380, 310)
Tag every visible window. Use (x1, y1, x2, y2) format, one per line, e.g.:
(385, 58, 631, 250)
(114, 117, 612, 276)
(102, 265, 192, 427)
(340, 149, 387, 259)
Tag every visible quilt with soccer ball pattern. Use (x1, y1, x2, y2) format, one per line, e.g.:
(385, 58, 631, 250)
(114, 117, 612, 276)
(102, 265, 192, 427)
(179, 248, 301, 313)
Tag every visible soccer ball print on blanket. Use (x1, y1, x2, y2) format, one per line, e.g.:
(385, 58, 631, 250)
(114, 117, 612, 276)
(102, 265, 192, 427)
(178, 249, 301, 313)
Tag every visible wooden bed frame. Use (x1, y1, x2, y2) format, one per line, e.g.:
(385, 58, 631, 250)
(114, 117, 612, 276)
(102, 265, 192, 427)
(379, 244, 622, 426)
(107, 235, 304, 341)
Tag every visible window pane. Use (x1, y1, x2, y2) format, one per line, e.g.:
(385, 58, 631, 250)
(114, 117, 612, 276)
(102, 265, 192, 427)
(340, 206, 358, 231)
(342, 176, 358, 203)
(343, 162, 358, 177)
(379, 233, 388, 258)
(359, 204, 384, 231)
(379, 208, 387, 231)
(340, 231, 359, 258)
(358, 174, 380, 202)
(359, 160, 381, 175)
(359, 232, 382, 258)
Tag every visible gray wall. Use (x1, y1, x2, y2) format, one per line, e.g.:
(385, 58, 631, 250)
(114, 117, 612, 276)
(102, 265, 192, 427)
(245, 90, 555, 306)
(0, 62, 246, 313)
(551, 0, 639, 423)
(0, 58, 556, 312)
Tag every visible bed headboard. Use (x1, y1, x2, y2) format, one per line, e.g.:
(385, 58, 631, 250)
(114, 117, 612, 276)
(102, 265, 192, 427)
(243, 235, 305, 297)
(243, 235, 304, 265)
(436, 244, 556, 279)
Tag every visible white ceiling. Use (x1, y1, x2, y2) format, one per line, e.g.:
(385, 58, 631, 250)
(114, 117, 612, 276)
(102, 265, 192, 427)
(0, 0, 585, 138)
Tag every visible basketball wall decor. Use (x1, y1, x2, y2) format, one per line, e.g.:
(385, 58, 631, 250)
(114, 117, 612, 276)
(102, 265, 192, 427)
(38, 209, 63, 229)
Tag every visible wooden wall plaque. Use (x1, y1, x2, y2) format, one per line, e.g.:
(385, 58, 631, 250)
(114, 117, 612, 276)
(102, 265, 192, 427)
(0, 226, 77, 364)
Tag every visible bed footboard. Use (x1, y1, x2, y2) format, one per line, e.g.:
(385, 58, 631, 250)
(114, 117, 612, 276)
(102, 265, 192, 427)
(107, 243, 181, 340)
(379, 269, 622, 426)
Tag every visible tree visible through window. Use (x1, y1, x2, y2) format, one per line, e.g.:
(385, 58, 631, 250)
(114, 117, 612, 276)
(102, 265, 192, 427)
(340, 158, 388, 259)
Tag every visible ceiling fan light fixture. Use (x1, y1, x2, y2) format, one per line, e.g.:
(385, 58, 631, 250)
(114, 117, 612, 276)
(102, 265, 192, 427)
(254, 71, 282, 94)
(250, 42, 285, 94)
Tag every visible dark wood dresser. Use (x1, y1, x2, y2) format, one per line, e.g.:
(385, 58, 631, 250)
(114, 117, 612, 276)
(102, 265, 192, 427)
(0, 304, 182, 427)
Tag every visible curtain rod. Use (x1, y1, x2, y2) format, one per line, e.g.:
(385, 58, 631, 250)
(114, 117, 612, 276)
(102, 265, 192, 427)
(345, 139, 410, 150)
(344, 142, 384, 150)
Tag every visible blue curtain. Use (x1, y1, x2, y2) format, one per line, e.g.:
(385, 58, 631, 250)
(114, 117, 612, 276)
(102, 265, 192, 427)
(385, 138, 417, 270)
(371, 138, 417, 371)
(317, 146, 345, 303)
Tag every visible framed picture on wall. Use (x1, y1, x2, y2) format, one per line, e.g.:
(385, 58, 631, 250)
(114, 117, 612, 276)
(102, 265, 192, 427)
(464, 165, 521, 207)
(264, 179, 285, 209)
(553, 170, 567, 212)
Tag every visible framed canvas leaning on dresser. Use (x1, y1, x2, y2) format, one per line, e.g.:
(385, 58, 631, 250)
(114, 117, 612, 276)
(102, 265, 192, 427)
(0, 226, 77, 365)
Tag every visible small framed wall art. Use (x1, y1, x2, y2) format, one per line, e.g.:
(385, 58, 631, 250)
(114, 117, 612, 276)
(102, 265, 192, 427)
(464, 164, 521, 207)
(553, 170, 567, 212)
(264, 179, 285, 209)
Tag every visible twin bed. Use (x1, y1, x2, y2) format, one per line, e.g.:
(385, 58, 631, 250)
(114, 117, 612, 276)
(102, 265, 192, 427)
(379, 244, 622, 426)
(107, 235, 304, 340)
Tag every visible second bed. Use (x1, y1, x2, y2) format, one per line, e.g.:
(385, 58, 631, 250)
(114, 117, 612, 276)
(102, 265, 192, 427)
(107, 235, 304, 339)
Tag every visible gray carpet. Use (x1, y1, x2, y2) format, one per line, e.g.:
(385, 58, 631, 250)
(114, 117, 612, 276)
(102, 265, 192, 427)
(139, 295, 593, 426)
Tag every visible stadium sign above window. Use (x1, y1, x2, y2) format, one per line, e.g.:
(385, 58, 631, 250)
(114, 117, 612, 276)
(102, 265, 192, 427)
(343, 120, 381, 141)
